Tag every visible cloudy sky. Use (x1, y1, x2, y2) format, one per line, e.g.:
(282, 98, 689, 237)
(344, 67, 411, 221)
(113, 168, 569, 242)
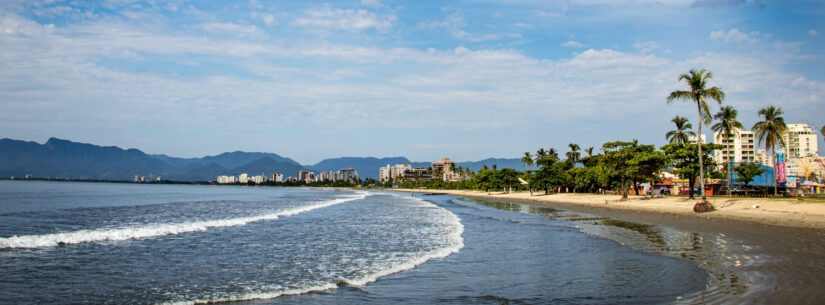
(1, 0, 823, 164)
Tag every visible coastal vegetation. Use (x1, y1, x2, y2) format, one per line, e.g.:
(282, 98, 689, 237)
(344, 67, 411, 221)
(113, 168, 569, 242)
(666, 69, 726, 210)
(712, 106, 743, 196)
(752, 105, 787, 196)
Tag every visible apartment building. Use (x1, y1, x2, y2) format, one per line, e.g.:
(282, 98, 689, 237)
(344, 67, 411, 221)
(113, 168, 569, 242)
(784, 124, 819, 158)
(712, 127, 757, 165)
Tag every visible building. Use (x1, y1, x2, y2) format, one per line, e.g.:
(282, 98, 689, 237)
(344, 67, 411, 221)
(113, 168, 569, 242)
(297, 169, 315, 183)
(713, 127, 757, 166)
(784, 124, 819, 158)
(688, 134, 707, 144)
(431, 158, 455, 181)
(238, 173, 249, 184)
(340, 168, 357, 182)
(270, 173, 284, 182)
(378, 165, 391, 182)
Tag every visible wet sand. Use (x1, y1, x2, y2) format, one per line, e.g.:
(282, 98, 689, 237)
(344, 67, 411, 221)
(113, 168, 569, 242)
(396, 189, 825, 304)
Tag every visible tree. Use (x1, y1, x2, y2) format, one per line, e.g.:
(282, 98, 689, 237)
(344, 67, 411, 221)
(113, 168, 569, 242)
(521, 152, 534, 168)
(496, 168, 522, 193)
(712, 106, 743, 196)
(535, 148, 547, 163)
(666, 116, 696, 144)
(733, 162, 767, 188)
(661, 143, 721, 201)
(627, 146, 669, 197)
(547, 148, 559, 161)
(475, 169, 493, 193)
(599, 140, 638, 200)
(566, 143, 581, 163)
(532, 157, 566, 195)
(752, 105, 787, 196)
(667, 69, 726, 204)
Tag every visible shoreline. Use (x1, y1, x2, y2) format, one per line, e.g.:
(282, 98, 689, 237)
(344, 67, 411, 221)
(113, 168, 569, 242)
(396, 189, 825, 304)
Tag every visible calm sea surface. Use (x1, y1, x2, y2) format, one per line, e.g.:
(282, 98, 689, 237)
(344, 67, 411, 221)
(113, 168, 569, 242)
(0, 181, 706, 304)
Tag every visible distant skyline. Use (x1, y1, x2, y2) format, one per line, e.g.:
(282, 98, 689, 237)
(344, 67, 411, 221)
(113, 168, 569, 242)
(1, 0, 823, 164)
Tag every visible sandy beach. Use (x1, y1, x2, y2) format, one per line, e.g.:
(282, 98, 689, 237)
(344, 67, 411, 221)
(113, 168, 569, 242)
(395, 189, 825, 304)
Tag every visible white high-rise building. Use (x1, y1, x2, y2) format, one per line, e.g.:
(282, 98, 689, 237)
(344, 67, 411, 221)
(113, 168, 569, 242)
(784, 124, 819, 158)
(713, 127, 757, 165)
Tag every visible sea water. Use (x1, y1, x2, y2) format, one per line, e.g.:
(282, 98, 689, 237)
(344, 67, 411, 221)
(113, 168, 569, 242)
(0, 181, 706, 304)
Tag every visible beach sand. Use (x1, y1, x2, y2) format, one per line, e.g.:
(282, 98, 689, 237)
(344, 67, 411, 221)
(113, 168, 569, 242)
(396, 189, 825, 304)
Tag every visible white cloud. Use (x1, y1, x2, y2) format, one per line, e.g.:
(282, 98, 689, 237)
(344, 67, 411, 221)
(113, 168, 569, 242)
(1, 11, 823, 160)
(562, 40, 582, 48)
(291, 6, 395, 33)
(709, 28, 763, 43)
(809, 30, 819, 37)
(199, 22, 269, 39)
(633, 41, 660, 54)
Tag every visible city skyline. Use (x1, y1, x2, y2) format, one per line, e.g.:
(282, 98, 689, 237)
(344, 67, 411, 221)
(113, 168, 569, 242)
(1, 0, 824, 165)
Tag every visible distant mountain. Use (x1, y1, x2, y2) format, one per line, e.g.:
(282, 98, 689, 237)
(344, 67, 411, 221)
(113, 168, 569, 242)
(150, 151, 300, 169)
(0, 137, 175, 180)
(0, 138, 307, 181)
(231, 157, 304, 179)
(0, 137, 532, 182)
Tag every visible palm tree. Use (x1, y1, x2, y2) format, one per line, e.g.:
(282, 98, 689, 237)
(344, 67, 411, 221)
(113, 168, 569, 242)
(547, 148, 559, 161)
(567, 143, 581, 163)
(666, 116, 696, 144)
(667, 69, 726, 203)
(753, 105, 787, 196)
(712, 106, 743, 196)
(585, 147, 594, 157)
(535, 148, 547, 162)
(521, 152, 534, 168)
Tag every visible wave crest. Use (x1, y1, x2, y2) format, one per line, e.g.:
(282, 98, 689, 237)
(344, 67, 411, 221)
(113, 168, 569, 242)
(0, 193, 368, 249)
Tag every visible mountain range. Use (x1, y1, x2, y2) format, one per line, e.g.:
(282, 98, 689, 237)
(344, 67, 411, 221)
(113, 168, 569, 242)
(0, 137, 531, 181)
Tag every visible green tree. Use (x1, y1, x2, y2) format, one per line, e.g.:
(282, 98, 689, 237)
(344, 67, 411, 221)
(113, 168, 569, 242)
(627, 146, 669, 197)
(521, 151, 534, 168)
(752, 105, 787, 196)
(661, 143, 721, 200)
(666, 116, 696, 144)
(474, 169, 493, 193)
(532, 157, 567, 195)
(535, 148, 548, 162)
(712, 105, 743, 196)
(496, 168, 522, 193)
(733, 162, 767, 188)
(667, 69, 726, 202)
(566, 143, 581, 163)
(599, 140, 638, 199)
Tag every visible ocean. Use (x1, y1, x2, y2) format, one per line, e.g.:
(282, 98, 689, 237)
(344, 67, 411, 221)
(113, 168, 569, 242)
(0, 181, 707, 304)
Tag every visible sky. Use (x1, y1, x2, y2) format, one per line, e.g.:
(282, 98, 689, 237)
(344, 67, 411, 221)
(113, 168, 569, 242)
(1, 0, 824, 165)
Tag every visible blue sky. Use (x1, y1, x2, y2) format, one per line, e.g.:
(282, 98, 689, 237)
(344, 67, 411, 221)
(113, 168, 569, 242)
(1, 0, 823, 164)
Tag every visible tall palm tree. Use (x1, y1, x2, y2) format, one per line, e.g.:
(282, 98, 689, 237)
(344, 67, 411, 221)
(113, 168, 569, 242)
(753, 105, 787, 196)
(666, 116, 696, 144)
(567, 143, 581, 163)
(547, 148, 559, 161)
(585, 147, 594, 157)
(712, 106, 743, 196)
(667, 69, 726, 203)
(521, 152, 534, 168)
(535, 148, 547, 162)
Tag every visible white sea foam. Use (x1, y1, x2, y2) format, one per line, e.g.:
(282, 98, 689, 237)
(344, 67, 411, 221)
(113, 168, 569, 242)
(0, 192, 368, 249)
(158, 282, 339, 305)
(340, 194, 464, 287)
(158, 191, 465, 305)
